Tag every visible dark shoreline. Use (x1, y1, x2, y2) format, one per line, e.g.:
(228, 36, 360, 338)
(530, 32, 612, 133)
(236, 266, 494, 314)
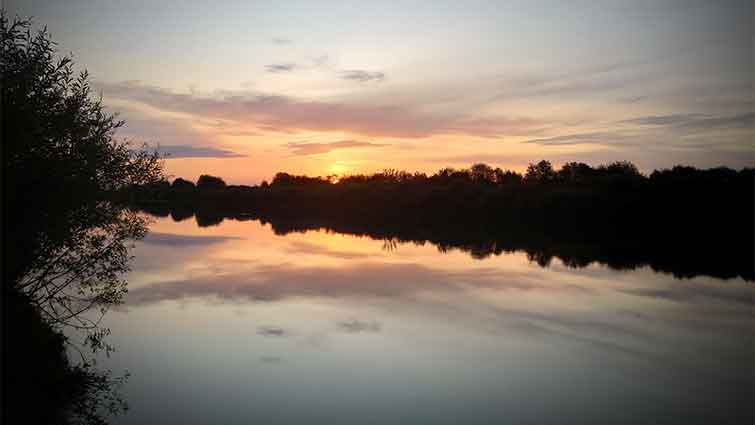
(131, 201, 753, 282)
(123, 163, 754, 281)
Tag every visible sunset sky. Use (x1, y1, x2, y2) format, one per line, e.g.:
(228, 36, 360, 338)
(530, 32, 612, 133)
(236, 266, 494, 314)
(9, 0, 754, 184)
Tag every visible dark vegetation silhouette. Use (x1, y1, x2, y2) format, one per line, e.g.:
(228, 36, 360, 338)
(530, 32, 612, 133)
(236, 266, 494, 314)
(127, 161, 753, 281)
(2, 14, 164, 424)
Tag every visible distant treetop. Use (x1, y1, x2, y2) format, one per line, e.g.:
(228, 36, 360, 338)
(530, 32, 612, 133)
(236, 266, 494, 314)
(197, 174, 226, 191)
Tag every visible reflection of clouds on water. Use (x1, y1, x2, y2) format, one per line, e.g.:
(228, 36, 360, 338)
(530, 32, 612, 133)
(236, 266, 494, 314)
(142, 232, 240, 246)
(337, 319, 382, 333)
(619, 285, 754, 306)
(284, 240, 374, 260)
(257, 326, 289, 337)
(130, 232, 245, 274)
(105, 217, 755, 425)
(125, 219, 754, 389)
(125, 262, 576, 306)
(486, 306, 663, 358)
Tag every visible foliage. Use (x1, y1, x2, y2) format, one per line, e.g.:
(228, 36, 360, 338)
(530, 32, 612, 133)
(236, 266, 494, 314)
(171, 177, 196, 191)
(524, 160, 556, 183)
(16, 202, 149, 336)
(2, 12, 164, 286)
(2, 12, 165, 424)
(196, 174, 227, 190)
(128, 160, 753, 281)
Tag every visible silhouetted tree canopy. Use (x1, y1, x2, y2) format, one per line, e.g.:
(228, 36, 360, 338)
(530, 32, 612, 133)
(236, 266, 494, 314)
(470, 163, 496, 184)
(126, 159, 753, 281)
(494, 168, 523, 185)
(524, 160, 556, 183)
(3, 13, 164, 286)
(2, 13, 165, 424)
(272, 172, 328, 186)
(197, 174, 227, 191)
(171, 177, 196, 191)
(558, 162, 593, 183)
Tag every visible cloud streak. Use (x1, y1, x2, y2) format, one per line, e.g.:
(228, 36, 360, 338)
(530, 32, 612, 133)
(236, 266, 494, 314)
(621, 114, 703, 126)
(286, 140, 386, 156)
(525, 112, 755, 148)
(142, 232, 240, 246)
(125, 262, 576, 306)
(158, 144, 246, 158)
(98, 80, 548, 139)
(257, 326, 289, 337)
(622, 112, 755, 131)
(337, 319, 382, 333)
(524, 132, 632, 146)
(265, 63, 299, 73)
(340, 70, 385, 83)
(284, 240, 372, 259)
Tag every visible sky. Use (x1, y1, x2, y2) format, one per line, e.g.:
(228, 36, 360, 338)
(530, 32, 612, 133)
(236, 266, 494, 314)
(7, 0, 754, 184)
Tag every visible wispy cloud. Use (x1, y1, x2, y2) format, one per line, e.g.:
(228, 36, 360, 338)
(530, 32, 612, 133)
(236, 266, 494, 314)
(265, 63, 299, 73)
(340, 70, 385, 83)
(311, 55, 330, 68)
(95, 81, 589, 139)
(285, 240, 372, 259)
(622, 112, 755, 131)
(682, 113, 755, 131)
(619, 285, 754, 306)
(125, 262, 558, 306)
(337, 319, 382, 333)
(524, 132, 631, 146)
(621, 114, 706, 126)
(494, 62, 654, 101)
(257, 326, 289, 337)
(617, 95, 648, 104)
(525, 111, 755, 148)
(143, 232, 239, 246)
(286, 140, 386, 156)
(157, 144, 246, 158)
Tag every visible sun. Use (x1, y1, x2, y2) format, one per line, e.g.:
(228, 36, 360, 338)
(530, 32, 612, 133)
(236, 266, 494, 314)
(328, 162, 350, 175)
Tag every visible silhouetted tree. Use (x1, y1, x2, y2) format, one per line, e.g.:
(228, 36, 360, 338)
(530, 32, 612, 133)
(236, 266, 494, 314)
(195, 209, 225, 227)
(170, 205, 195, 222)
(494, 168, 523, 185)
(3, 13, 164, 424)
(470, 163, 496, 184)
(558, 162, 593, 183)
(171, 177, 196, 192)
(524, 160, 556, 183)
(272, 172, 328, 186)
(598, 161, 642, 179)
(197, 174, 226, 190)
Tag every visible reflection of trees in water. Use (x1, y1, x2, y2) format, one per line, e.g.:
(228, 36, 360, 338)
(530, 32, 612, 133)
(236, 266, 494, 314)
(138, 202, 752, 282)
(382, 238, 400, 252)
(18, 202, 149, 349)
(3, 13, 164, 424)
(526, 251, 553, 268)
(7, 199, 144, 424)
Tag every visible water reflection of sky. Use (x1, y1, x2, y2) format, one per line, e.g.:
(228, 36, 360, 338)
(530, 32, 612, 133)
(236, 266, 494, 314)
(101, 217, 753, 425)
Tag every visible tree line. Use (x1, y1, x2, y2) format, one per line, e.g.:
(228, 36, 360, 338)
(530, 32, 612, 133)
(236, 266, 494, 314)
(125, 160, 753, 282)
(132, 159, 752, 195)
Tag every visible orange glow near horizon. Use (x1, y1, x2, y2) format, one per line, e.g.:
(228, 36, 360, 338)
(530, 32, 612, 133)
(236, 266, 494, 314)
(8, 0, 752, 186)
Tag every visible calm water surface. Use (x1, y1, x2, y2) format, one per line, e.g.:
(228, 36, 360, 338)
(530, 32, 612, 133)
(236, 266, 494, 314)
(98, 216, 753, 425)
